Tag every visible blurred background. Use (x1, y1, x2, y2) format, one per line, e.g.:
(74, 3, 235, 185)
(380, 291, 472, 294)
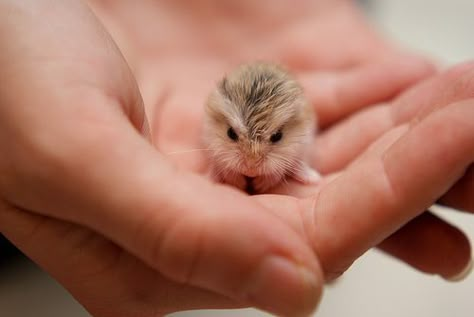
(1, 1, 473, 316)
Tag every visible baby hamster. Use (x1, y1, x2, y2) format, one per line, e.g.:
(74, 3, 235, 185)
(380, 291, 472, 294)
(203, 62, 320, 193)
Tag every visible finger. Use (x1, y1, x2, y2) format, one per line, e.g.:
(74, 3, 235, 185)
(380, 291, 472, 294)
(378, 212, 472, 280)
(312, 62, 474, 174)
(253, 195, 472, 281)
(439, 166, 474, 213)
(393, 62, 474, 213)
(299, 55, 435, 128)
(275, 0, 399, 70)
(391, 61, 474, 125)
(304, 99, 474, 280)
(313, 104, 393, 173)
(268, 173, 340, 198)
(0, 201, 238, 315)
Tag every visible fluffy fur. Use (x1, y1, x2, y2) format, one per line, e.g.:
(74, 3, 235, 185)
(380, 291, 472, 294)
(203, 62, 319, 193)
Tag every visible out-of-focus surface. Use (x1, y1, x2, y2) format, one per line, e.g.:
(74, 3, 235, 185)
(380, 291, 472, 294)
(0, 254, 89, 317)
(1, 1, 473, 316)
(368, 0, 474, 65)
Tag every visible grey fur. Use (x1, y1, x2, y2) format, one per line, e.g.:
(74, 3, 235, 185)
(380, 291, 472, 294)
(216, 63, 307, 140)
(203, 62, 319, 193)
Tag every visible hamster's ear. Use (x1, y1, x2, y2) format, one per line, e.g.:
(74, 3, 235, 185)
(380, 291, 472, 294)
(205, 90, 225, 121)
(218, 77, 230, 98)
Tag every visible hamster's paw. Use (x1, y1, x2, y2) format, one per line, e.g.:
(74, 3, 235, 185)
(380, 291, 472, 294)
(206, 168, 219, 182)
(293, 163, 321, 185)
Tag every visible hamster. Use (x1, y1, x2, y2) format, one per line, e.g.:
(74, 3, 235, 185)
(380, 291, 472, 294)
(203, 62, 320, 194)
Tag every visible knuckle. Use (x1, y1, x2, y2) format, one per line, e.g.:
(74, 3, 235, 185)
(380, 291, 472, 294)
(445, 62, 474, 100)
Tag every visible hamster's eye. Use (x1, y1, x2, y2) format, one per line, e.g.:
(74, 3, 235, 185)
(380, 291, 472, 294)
(270, 131, 283, 143)
(227, 127, 239, 141)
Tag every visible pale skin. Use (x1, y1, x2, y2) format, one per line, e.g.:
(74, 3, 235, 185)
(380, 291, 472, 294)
(0, 0, 472, 316)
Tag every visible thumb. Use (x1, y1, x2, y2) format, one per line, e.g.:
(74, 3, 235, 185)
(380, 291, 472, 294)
(3, 112, 323, 316)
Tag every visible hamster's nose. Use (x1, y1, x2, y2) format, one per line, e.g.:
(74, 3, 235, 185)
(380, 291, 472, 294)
(246, 153, 263, 166)
(242, 156, 263, 177)
(248, 143, 263, 161)
(242, 169, 259, 177)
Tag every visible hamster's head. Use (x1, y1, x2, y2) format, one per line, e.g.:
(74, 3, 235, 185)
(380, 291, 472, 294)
(204, 63, 315, 180)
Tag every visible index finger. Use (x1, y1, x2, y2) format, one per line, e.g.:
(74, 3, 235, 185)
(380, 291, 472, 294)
(311, 62, 474, 174)
(307, 99, 473, 279)
(299, 55, 435, 128)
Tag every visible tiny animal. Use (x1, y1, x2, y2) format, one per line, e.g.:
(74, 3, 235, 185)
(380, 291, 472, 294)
(203, 62, 320, 193)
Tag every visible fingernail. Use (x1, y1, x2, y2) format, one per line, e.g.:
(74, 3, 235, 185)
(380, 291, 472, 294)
(244, 256, 322, 317)
(444, 258, 473, 282)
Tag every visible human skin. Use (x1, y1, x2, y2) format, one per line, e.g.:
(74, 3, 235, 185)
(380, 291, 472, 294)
(0, 0, 472, 316)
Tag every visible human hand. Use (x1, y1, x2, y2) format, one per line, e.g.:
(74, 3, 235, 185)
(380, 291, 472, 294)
(266, 62, 474, 281)
(0, 1, 448, 317)
(92, 0, 465, 281)
(0, 1, 323, 316)
(97, 0, 473, 283)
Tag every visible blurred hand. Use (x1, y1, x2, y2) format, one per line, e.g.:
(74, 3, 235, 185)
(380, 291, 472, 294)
(1, 1, 464, 317)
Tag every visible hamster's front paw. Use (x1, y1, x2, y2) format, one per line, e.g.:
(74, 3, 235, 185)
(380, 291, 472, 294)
(292, 163, 321, 185)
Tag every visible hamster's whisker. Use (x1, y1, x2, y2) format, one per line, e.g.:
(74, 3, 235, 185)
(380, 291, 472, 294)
(285, 134, 310, 138)
(267, 157, 291, 179)
(165, 148, 213, 155)
(215, 153, 241, 181)
(280, 174, 290, 190)
(279, 140, 311, 146)
(288, 141, 311, 145)
(212, 151, 239, 158)
(215, 164, 232, 181)
(262, 162, 268, 177)
(268, 154, 306, 176)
